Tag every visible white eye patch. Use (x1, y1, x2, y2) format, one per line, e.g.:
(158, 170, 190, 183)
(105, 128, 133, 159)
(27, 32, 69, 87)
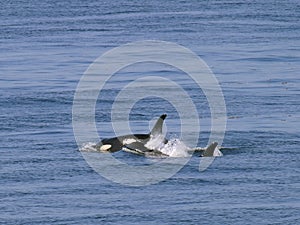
(100, 144, 111, 151)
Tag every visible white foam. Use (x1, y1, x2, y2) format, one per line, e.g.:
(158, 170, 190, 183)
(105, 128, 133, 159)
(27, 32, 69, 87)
(80, 142, 98, 152)
(145, 134, 191, 157)
(160, 138, 191, 157)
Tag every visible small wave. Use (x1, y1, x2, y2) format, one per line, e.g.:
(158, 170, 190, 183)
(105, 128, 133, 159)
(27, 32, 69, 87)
(79, 142, 98, 152)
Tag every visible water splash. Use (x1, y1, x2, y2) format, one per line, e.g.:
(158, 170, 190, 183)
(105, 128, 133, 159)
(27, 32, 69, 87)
(80, 142, 98, 152)
(160, 138, 191, 157)
(145, 134, 191, 157)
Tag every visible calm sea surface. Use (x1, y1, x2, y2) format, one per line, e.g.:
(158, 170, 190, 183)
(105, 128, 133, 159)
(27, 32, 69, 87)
(1, 0, 299, 224)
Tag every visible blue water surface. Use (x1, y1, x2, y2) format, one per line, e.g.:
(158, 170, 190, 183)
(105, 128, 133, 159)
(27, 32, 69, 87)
(1, 0, 299, 224)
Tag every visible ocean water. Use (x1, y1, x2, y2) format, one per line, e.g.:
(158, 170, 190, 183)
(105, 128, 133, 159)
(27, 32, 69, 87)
(1, 0, 300, 224)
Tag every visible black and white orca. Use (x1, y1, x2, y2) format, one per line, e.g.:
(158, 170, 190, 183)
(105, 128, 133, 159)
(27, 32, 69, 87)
(95, 114, 219, 157)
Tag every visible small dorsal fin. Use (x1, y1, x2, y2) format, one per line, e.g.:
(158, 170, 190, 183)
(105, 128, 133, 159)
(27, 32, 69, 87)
(150, 114, 167, 136)
(201, 142, 218, 157)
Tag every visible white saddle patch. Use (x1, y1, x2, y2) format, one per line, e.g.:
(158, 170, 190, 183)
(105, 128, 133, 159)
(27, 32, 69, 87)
(123, 138, 137, 145)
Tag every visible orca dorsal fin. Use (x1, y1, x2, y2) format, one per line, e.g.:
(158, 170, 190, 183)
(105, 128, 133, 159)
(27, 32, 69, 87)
(150, 114, 167, 136)
(201, 142, 218, 157)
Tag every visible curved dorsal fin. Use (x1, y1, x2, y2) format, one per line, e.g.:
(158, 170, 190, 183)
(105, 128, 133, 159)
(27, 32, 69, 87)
(150, 114, 167, 136)
(201, 142, 218, 157)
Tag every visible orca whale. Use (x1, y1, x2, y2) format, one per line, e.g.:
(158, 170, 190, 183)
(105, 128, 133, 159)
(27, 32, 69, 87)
(95, 114, 220, 157)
